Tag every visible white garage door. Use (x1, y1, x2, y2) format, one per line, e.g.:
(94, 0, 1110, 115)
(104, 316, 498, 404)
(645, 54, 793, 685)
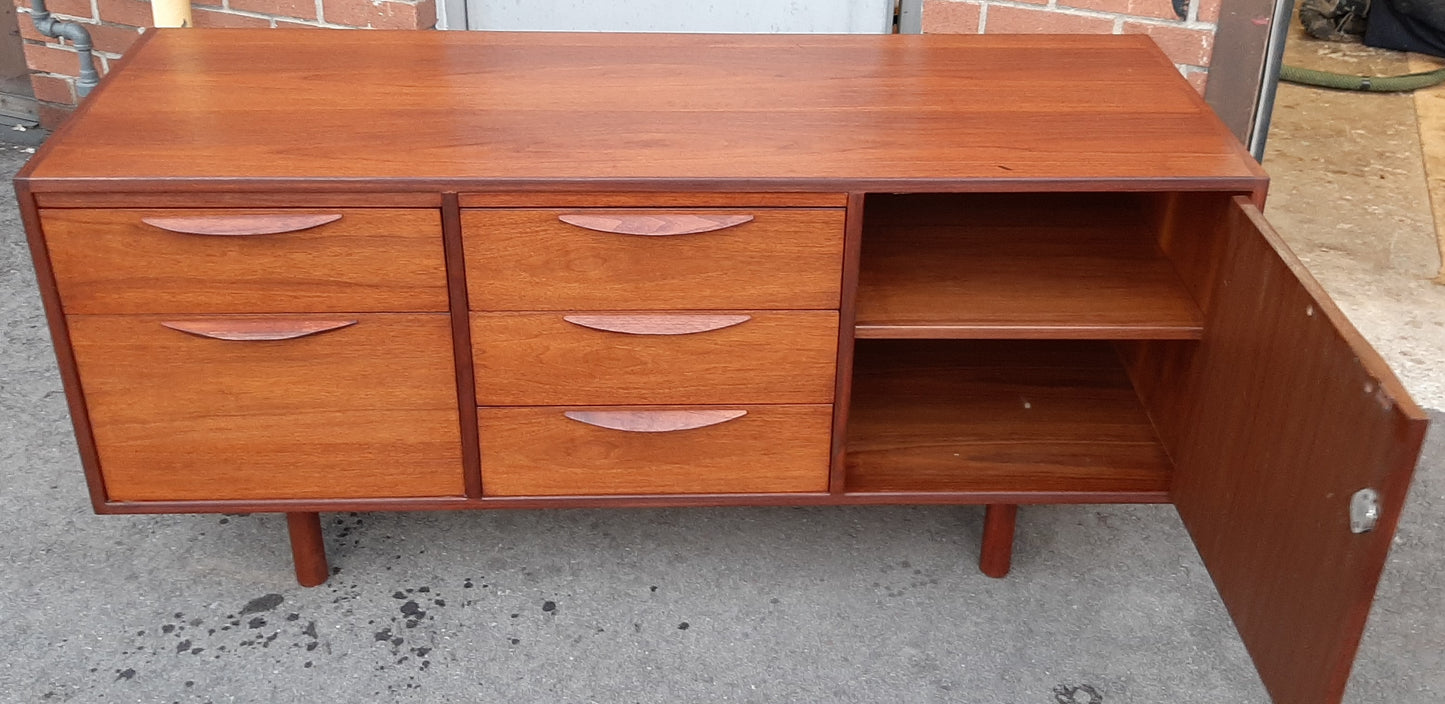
(453, 0, 897, 33)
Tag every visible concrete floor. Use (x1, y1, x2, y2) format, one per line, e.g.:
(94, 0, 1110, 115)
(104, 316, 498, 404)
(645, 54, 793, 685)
(2, 41, 1443, 700)
(1265, 27, 1445, 409)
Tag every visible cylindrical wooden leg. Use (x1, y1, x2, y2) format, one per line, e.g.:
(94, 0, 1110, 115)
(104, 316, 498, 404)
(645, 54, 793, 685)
(979, 504, 1018, 579)
(286, 512, 329, 587)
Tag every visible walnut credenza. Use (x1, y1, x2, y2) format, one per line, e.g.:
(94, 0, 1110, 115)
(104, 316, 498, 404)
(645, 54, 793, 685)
(15, 30, 1429, 703)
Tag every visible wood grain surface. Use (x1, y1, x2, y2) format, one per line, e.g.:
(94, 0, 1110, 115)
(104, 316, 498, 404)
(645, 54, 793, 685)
(44, 208, 448, 314)
(441, 192, 484, 499)
(68, 313, 464, 501)
(286, 512, 330, 587)
(19, 31, 1264, 192)
(93, 487, 1162, 515)
(14, 182, 110, 511)
(1133, 199, 1428, 704)
(845, 340, 1172, 495)
(35, 192, 443, 208)
(461, 193, 848, 208)
(1143, 191, 1237, 319)
(471, 311, 837, 405)
(855, 194, 1204, 339)
(829, 193, 867, 493)
(464, 208, 844, 310)
(478, 404, 832, 496)
(979, 504, 1018, 578)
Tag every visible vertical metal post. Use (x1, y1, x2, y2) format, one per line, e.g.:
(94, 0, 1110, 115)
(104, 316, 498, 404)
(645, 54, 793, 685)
(436, 0, 468, 29)
(1248, 0, 1297, 160)
(898, 0, 924, 33)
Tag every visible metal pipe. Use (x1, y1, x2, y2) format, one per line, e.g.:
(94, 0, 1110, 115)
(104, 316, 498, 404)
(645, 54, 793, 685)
(27, 0, 100, 98)
(1247, 0, 1296, 160)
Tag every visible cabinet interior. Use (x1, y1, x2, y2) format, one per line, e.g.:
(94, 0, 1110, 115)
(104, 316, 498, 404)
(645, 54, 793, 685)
(845, 339, 1172, 497)
(855, 193, 1203, 340)
(844, 191, 1233, 499)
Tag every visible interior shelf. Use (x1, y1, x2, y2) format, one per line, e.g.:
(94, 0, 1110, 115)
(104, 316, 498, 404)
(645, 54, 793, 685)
(855, 193, 1204, 340)
(844, 339, 1173, 498)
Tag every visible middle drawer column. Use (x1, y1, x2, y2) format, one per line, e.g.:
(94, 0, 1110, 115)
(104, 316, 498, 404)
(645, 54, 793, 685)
(461, 203, 845, 497)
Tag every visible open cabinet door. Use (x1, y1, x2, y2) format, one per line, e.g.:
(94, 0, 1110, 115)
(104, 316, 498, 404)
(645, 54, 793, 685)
(1152, 197, 1428, 703)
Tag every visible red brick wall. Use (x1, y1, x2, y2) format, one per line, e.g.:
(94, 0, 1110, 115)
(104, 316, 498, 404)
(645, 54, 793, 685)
(16, 0, 437, 127)
(923, 0, 1218, 93)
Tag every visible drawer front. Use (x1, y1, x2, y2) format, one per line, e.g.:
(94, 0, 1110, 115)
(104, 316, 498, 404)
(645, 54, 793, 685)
(43, 208, 449, 314)
(463, 208, 845, 310)
(472, 311, 838, 405)
(478, 405, 832, 496)
(68, 313, 464, 501)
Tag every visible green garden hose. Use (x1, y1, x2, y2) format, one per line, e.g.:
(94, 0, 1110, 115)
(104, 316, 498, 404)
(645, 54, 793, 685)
(1280, 63, 1445, 91)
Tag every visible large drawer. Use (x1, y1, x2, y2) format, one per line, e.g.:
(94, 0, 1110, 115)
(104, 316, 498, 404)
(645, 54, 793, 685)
(462, 208, 845, 310)
(472, 311, 838, 405)
(43, 209, 449, 314)
(477, 405, 833, 496)
(68, 313, 464, 501)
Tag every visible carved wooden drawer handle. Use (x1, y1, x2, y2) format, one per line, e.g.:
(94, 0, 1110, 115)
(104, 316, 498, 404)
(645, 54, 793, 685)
(161, 319, 358, 341)
(563, 314, 751, 335)
(563, 409, 747, 432)
(557, 213, 753, 236)
(142, 213, 342, 236)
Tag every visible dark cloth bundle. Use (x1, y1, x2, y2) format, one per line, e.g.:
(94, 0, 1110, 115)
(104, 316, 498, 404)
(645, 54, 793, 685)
(1365, 0, 1445, 57)
(1300, 0, 1445, 58)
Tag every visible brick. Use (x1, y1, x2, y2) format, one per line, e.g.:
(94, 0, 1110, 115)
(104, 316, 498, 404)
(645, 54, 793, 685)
(1184, 68, 1208, 94)
(415, 0, 435, 29)
(23, 41, 81, 76)
(232, 0, 317, 20)
(191, 7, 273, 27)
(29, 73, 76, 104)
(321, 0, 373, 26)
(366, 3, 415, 29)
(192, 0, 224, 7)
(1195, 0, 1220, 22)
(17, 14, 62, 43)
(322, 0, 431, 28)
(1058, 0, 1178, 20)
(1123, 21, 1214, 66)
(922, 0, 981, 32)
(97, 0, 153, 26)
(275, 18, 325, 27)
(41, 0, 94, 19)
(38, 102, 74, 130)
(87, 22, 143, 54)
(983, 5, 1116, 33)
(372, 0, 425, 29)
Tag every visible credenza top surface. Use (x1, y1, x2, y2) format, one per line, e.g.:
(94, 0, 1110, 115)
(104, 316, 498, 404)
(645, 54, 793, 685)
(23, 30, 1266, 191)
